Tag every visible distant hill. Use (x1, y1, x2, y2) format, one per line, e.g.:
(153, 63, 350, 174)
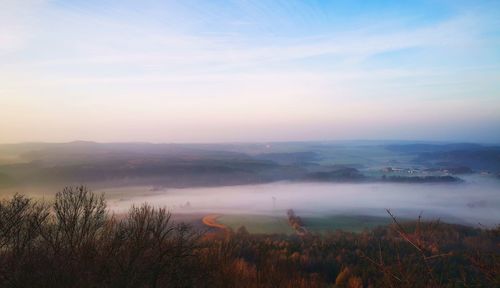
(1, 141, 496, 188)
(385, 143, 485, 153)
(254, 151, 318, 165)
(386, 143, 500, 172)
(414, 149, 500, 172)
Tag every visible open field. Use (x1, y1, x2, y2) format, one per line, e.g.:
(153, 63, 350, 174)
(217, 214, 394, 234)
(218, 214, 294, 234)
(302, 215, 392, 233)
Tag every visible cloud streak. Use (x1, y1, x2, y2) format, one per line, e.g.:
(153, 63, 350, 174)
(0, 0, 499, 143)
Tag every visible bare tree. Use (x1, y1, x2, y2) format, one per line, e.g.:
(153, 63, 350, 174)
(0, 194, 49, 287)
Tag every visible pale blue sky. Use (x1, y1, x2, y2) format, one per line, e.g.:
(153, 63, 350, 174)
(1, 0, 499, 143)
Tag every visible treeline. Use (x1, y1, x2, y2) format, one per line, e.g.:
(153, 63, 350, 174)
(380, 175, 461, 183)
(0, 187, 201, 288)
(0, 187, 498, 287)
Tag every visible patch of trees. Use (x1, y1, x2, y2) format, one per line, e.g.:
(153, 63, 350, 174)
(303, 167, 365, 182)
(287, 209, 308, 236)
(381, 175, 461, 183)
(424, 166, 473, 174)
(0, 186, 200, 288)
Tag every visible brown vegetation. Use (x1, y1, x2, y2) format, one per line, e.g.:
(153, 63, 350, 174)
(0, 186, 498, 287)
(287, 209, 308, 236)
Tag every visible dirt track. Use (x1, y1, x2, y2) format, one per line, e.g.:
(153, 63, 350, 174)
(202, 214, 227, 230)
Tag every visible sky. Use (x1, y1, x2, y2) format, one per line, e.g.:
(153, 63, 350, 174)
(1, 0, 499, 143)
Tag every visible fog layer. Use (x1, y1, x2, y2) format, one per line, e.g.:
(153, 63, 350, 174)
(103, 175, 500, 227)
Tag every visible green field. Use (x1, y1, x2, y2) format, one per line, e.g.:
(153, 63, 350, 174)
(218, 214, 392, 234)
(218, 214, 294, 234)
(303, 215, 391, 233)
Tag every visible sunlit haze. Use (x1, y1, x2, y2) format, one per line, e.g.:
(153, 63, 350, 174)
(1, 0, 499, 143)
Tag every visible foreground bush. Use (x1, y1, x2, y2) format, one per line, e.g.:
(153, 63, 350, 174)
(0, 186, 498, 287)
(0, 187, 201, 288)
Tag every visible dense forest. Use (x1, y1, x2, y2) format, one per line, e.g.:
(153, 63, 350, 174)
(0, 186, 498, 288)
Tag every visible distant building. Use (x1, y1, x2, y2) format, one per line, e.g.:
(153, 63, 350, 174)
(382, 167, 393, 173)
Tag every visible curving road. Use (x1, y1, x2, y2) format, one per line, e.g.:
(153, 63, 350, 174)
(202, 214, 227, 230)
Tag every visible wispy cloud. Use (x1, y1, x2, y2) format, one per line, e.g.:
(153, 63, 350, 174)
(0, 0, 499, 143)
(0, 0, 47, 54)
